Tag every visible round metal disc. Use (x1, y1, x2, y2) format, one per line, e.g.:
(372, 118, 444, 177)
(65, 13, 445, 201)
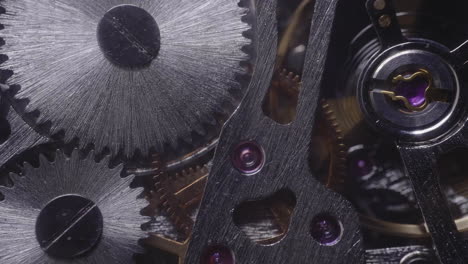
(0, 0, 251, 157)
(0, 150, 147, 263)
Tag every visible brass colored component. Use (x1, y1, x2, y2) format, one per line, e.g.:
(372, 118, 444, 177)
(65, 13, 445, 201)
(323, 97, 363, 136)
(320, 100, 348, 191)
(151, 164, 209, 237)
(145, 235, 189, 264)
(148, 162, 292, 260)
(276, 0, 314, 69)
(378, 14, 392, 28)
(315, 97, 364, 191)
(360, 214, 468, 238)
(375, 69, 451, 112)
(383, 69, 432, 111)
(265, 69, 301, 124)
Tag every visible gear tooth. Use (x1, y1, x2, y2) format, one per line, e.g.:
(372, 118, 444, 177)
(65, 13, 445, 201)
(70, 148, 82, 161)
(2, 0, 252, 159)
(151, 160, 209, 237)
(0, 148, 147, 260)
(8, 172, 20, 184)
(21, 161, 35, 175)
(55, 148, 67, 162)
(38, 153, 49, 166)
(0, 84, 9, 93)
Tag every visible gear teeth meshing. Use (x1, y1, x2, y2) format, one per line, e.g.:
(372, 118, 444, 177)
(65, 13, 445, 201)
(150, 154, 209, 237)
(0, 0, 254, 159)
(0, 148, 149, 264)
(151, 158, 202, 238)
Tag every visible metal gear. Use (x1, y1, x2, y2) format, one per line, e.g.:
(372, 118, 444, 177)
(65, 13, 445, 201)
(0, 94, 49, 172)
(264, 69, 301, 124)
(324, 98, 468, 239)
(0, 0, 252, 158)
(151, 160, 208, 238)
(146, 160, 292, 263)
(0, 149, 147, 263)
(318, 99, 348, 191)
(146, 163, 209, 264)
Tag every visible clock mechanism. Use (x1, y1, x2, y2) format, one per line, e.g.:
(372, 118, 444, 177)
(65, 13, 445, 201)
(0, 0, 467, 263)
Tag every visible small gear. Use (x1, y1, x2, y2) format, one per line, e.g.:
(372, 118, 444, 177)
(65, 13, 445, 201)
(151, 163, 209, 239)
(147, 161, 291, 263)
(0, 0, 252, 158)
(0, 149, 148, 263)
(264, 69, 301, 124)
(321, 97, 364, 136)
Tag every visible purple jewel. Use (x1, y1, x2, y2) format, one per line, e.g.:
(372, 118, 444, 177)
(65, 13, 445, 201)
(310, 214, 342, 246)
(347, 150, 374, 178)
(394, 74, 429, 107)
(201, 245, 234, 264)
(231, 141, 264, 175)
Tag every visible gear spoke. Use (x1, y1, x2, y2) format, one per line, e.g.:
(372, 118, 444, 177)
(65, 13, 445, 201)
(365, 0, 405, 49)
(397, 144, 468, 263)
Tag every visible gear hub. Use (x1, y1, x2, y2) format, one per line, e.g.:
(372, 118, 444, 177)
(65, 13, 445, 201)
(358, 41, 461, 141)
(36, 194, 103, 259)
(97, 5, 161, 68)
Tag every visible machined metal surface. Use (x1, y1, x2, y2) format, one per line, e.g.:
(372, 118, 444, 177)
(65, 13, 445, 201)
(185, 0, 364, 263)
(365, 246, 435, 264)
(0, 94, 49, 170)
(0, 0, 468, 263)
(0, 0, 251, 158)
(0, 150, 147, 263)
(359, 0, 468, 262)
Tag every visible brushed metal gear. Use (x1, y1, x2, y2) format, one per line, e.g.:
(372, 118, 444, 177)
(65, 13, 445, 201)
(0, 94, 49, 171)
(0, 0, 252, 158)
(0, 149, 148, 263)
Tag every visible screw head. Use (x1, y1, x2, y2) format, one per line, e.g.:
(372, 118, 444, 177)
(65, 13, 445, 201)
(231, 141, 265, 175)
(201, 245, 235, 264)
(97, 5, 160, 68)
(35, 194, 103, 259)
(310, 214, 342, 246)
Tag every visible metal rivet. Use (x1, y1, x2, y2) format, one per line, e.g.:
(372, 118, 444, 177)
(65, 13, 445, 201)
(231, 141, 265, 175)
(310, 214, 342, 246)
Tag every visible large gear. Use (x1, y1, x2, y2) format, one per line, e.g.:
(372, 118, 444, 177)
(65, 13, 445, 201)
(0, 149, 147, 263)
(0, 0, 252, 158)
(0, 94, 49, 172)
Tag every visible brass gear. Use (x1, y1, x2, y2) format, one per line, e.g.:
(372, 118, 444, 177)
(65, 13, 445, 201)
(147, 159, 292, 263)
(264, 69, 301, 124)
(322, 97, 468, 238)
(319, 100, 348, 191)
(150, 159, 207, 238)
